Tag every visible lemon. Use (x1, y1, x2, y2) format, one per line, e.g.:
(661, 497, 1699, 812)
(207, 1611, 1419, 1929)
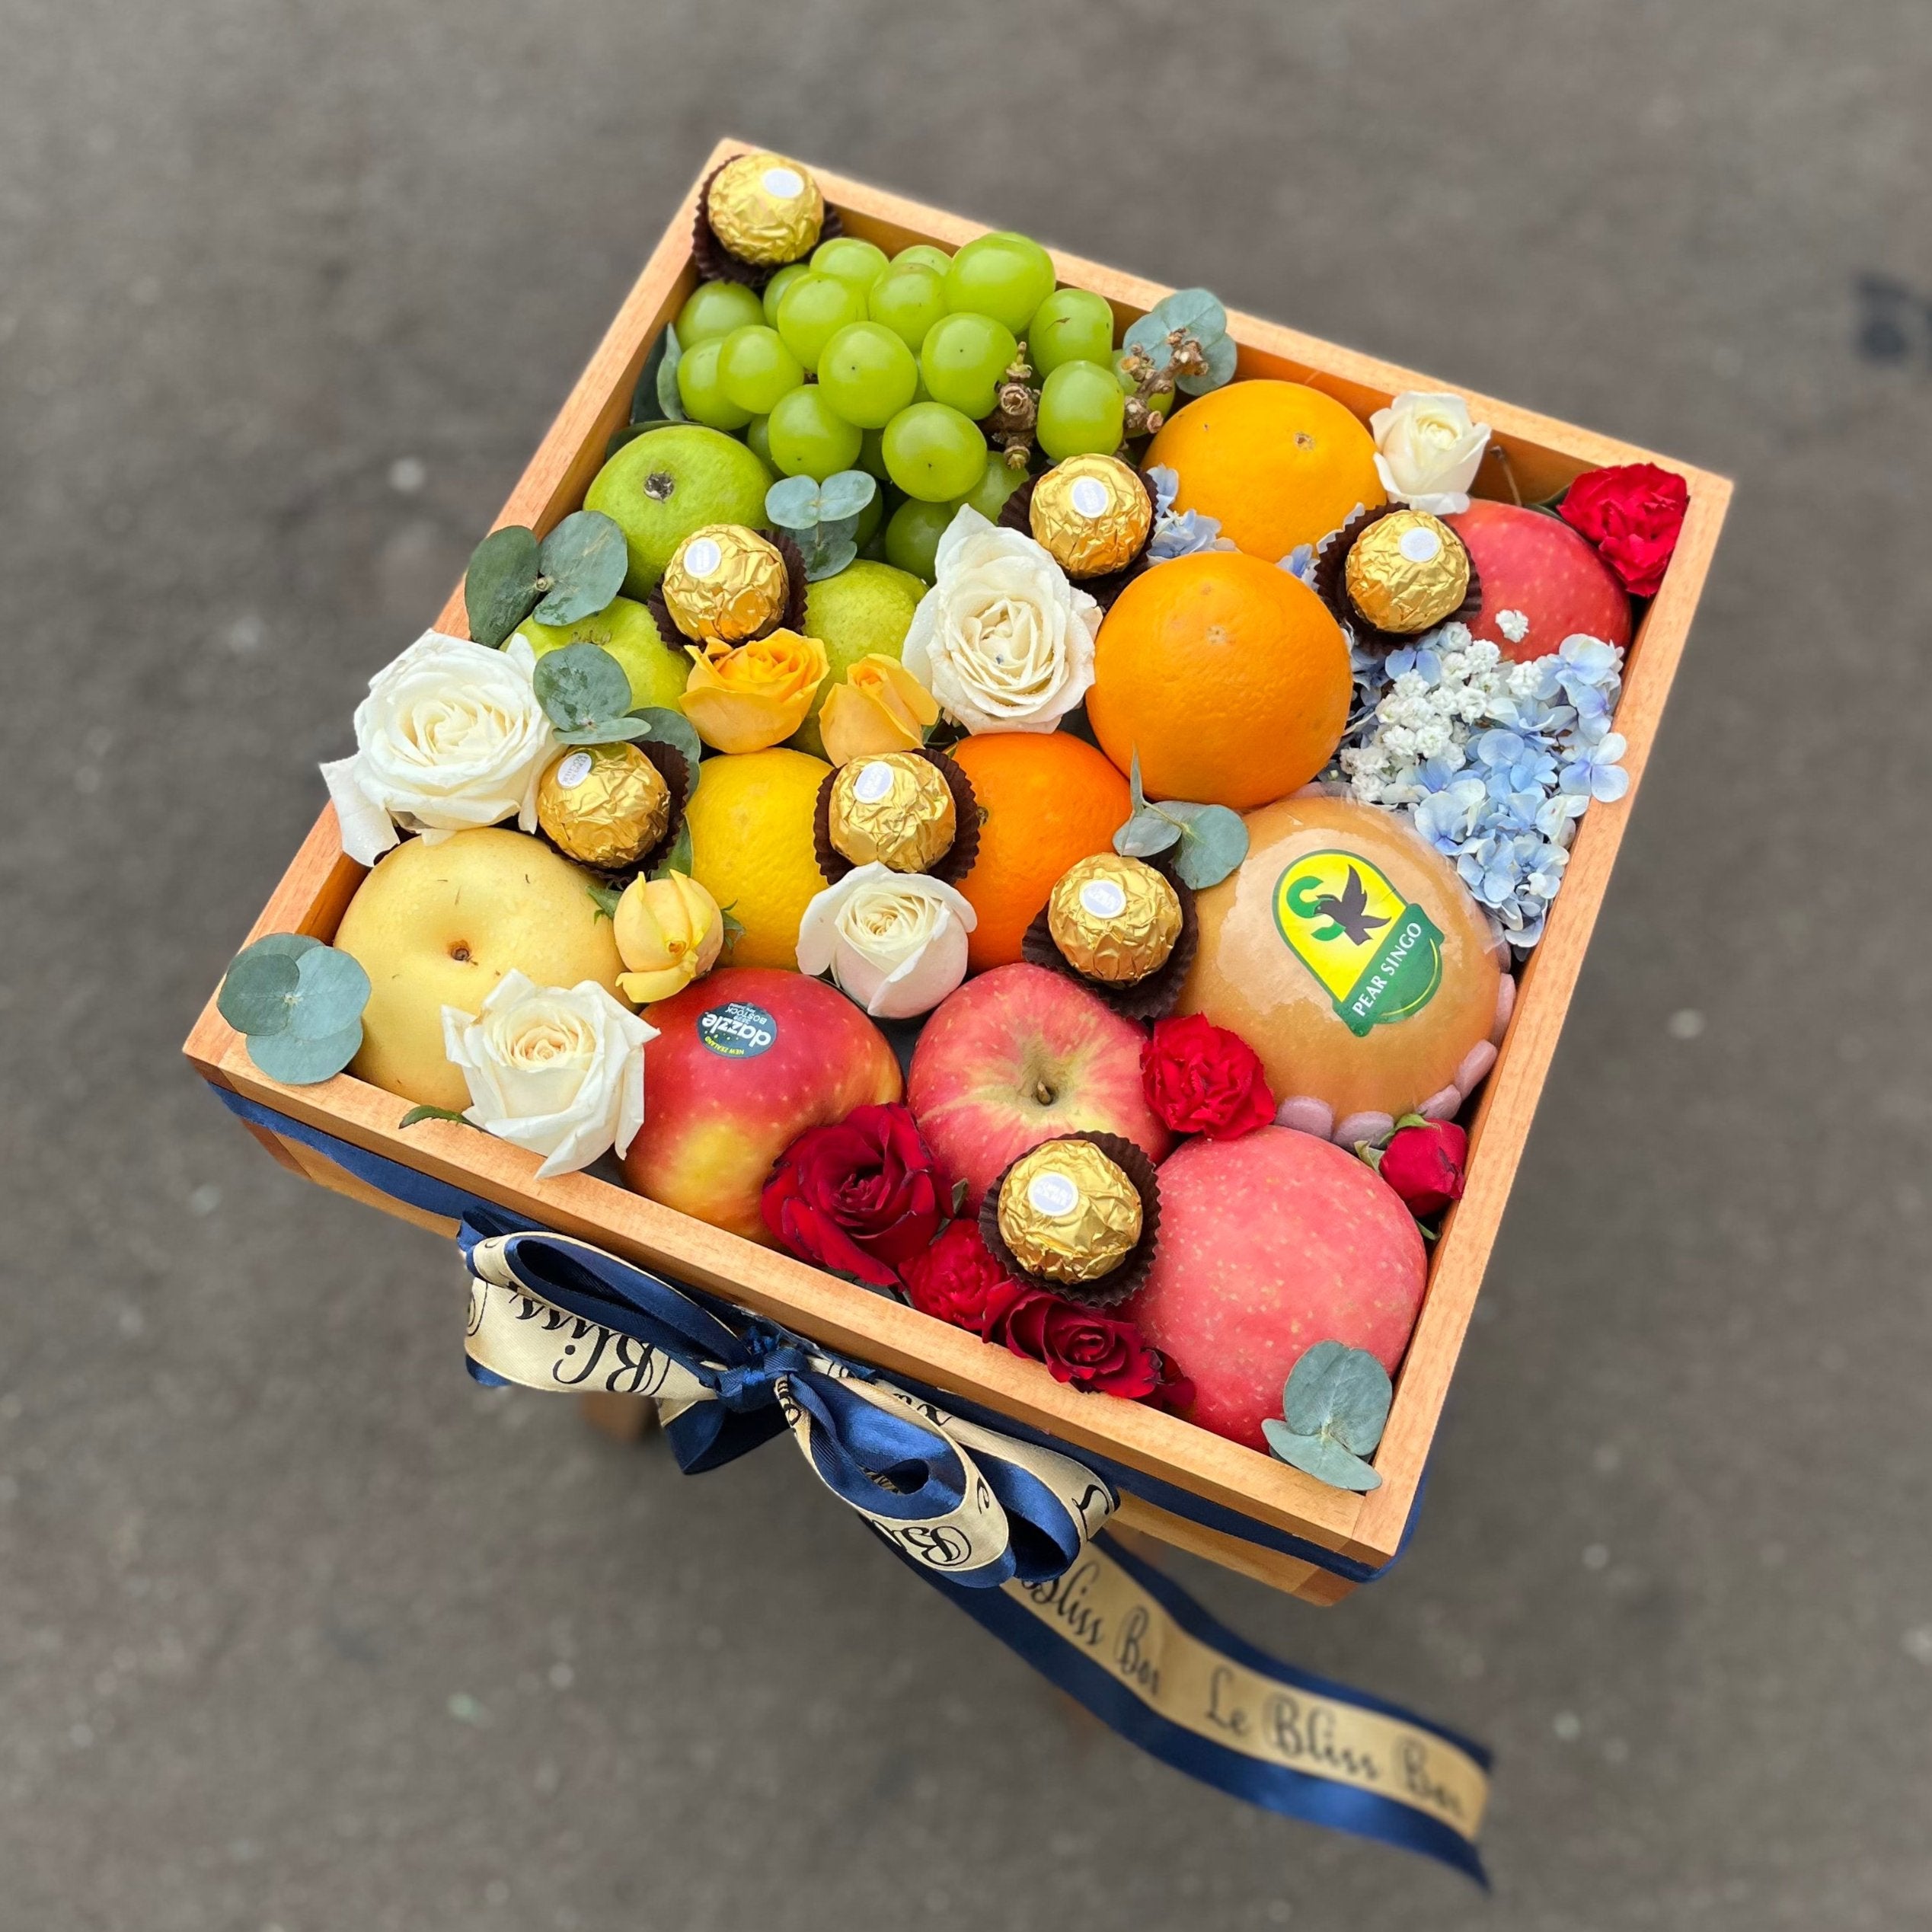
(790, 560, 927, 758)
(682, 747, 831, 970)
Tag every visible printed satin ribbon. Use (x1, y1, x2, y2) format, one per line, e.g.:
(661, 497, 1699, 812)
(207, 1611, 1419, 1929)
(460, 1216, 1490, 1879)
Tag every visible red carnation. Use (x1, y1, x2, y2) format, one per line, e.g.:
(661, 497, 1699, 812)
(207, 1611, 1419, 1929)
(762, 1103, 943, 1290)
(1140, 1013, 1276, 1140)
(902, 1218, 1030, 1336)
(1558, 462, 1689, 599)
(993, 1289, 1168, 1401)
(1375, 1119, 1468, 1218)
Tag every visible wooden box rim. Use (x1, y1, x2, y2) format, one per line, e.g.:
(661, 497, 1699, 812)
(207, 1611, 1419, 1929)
(184, 139, 1731, 1595)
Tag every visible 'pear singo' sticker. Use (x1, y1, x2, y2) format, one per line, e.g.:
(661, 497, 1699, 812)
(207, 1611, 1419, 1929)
(1272, 851, 1443, 1039)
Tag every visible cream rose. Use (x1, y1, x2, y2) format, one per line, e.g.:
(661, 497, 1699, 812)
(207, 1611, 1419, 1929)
(441, 971, 656, 1180)
(900, 508, 1099, 734)
(796, 864, 976, 1019)
(322, 631, 555, 865)
(1369, 391, 1492, 516)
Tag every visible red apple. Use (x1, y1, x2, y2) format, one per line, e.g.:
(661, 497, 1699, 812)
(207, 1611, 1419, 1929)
(623, 966, 902, 1241)
(908, 963, 1173, 1212)
(1448, 498, 1631, 662)
(1125, 1127, 1425, 1451)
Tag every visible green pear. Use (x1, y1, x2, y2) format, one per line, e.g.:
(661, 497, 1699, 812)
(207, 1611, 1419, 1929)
(514, 595, 689, 712)
(334, 829, 624, 1112)
(584, 424, 772, 596)
(790, 560, 928, 759)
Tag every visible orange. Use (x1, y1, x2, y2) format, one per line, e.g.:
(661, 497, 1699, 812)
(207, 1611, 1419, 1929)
(1147, 379, 1384, 561)
(949, 733, 1132, 972)
(1087, 551, 1351, 810)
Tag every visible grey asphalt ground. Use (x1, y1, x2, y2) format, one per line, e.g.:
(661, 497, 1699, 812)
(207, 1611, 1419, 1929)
(5, 2, 1930, 1925)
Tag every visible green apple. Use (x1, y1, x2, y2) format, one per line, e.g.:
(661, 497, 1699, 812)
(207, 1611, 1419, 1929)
(334, 829, 624, 1112)
(584, 424, 772, 596)
(513, 596, 689, 712)
(790, 559, 928, 758)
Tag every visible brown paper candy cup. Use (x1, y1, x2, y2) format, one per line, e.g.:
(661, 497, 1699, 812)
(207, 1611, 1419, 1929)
(812, 745, 981, 886)
(1313, 503, 1483, 650)
(555, 737, 690, 888)
(978, 1131, 1162, 1313)
(690, 161, 842, 289)
(646, 527, 808, 650)
(1019, 858, 1198, 1022)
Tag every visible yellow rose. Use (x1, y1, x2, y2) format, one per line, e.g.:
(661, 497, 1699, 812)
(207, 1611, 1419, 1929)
(614, 871, 725, 1004)
(817, 655, 940, 766)
(679, 629, 828, 755)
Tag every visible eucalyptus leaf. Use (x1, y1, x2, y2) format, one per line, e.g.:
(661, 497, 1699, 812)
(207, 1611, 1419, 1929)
(656, 323, 687, 422)
(652, 819, 694, 879)
(554, 715, 653, 746)
(247, 1020, 363, 1086)
(285, 945, 372, 1039)
(632, 706, 702, 771)
(1282, 1340, 1393, 1455)
(813, 469, 877, 522)
(800, 533, 858, 582)
(1114, 808, 1181, 859)
(465, 524, 544, 650)
(1178, 330, 1239, 395)
(533, 510, 628, 626)
(400, 1103, 474, 1129)
(1128, 749, 1149, 814)
(765, 474, 822, 530)
(239, 933, 322, 963)
(1150, 287, 1228, 343)
(1261, 1419, 1383, 1492)
(634, 325, 671, 424)
(586, 881, 624, 923)
(217, 950, 300, 1036)
(1168, 803, 1248, 888)
(532, 643, 632, 733)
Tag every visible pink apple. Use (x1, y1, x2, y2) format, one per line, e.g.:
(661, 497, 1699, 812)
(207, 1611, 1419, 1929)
(909, 963, 1173, 1212)
(1125, 1127, 1425, 1451)
(1448, 498, 1631, 663)
(623, 966, 902, 1241)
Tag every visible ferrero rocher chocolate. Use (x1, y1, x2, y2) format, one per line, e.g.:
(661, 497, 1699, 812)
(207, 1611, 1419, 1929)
(1047, 853, 1183, 985)
(661, 525, 789, 644)
(829, 752, 956, 873)
(1028, 453, 1154, 577)
(1343, 510, 1471, 635)
(705, 152, 825, 266)
(998, 1141, 1144, 1285)
(537, 742, 671, 869)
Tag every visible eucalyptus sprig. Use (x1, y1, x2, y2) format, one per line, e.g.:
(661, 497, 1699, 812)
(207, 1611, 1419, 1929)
(1113, 751, 1250, 889)
(1260, 1342, 1392, 1493)
(532, 643, 652, 745)
(765, 470, 876, 580)
(217, 933, 372, 1085)
(464, 510, 630, 650)
(1119, 288, 1237, 436)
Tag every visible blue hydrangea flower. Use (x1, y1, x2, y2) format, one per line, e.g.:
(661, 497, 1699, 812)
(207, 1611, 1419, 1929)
(1143, 465, 1232, 562)
(1559, 730, 1630, 803)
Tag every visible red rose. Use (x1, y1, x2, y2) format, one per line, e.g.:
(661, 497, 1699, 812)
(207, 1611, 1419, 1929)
(762, 1103, 943, 1290)
(902, 1219, 1030, 1336)
(1558, 462, 1689, 599)
(1375, 1119, 1467, 1217)
(993, 1289, 1167, 1401)
(1140, 1013, 1276, 1139)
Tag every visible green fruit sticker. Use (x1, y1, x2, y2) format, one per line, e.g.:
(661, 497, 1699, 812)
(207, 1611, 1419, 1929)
(1273, 851, 1443, 1039)
(697, 1001, 777, 1059)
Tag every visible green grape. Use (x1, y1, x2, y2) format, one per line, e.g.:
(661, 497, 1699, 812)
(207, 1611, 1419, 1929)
(717, 324, 806, 417)
(1036, 358, 1126, 461)
(766, 383, 863, 480)
(1027, 286, 1115, 378)
(816, 322, 919, 429)
(675, 279, 765, 346)
(885, 497, 956, 581)
(744, 413, 773, 468)
(919, 311, 1018, 420)
(944, 231, 1055, 336)
(857, 426, 891, 481)
(676, 336, 754, 430)
(811, 236, 890, 294)
(953, 453, 1028, 522)
(762, 262, 810, 327)
(775, 272, 869, 372)
(882, 401, 986, 502)
(893, 243, 954, 277)
(868, 265, 949, 350)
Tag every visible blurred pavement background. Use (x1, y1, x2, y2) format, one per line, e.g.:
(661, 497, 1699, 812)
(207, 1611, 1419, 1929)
(4, 1, 1930, 1925)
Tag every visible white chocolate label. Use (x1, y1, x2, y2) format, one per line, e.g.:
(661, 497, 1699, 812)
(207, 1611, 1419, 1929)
(1068, 476, 1110, 519)
(761, 167, 805, 200)
(1027, 1171, 1081, 1218)
(555, 751, 594, 789)
(1397, 525, 1442, 564)
(682, 537, 723, 578)
(1079, 878, 1129, 919)
(854, 762, 896, 803)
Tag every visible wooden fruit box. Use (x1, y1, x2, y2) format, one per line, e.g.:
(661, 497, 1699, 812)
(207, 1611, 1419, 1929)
(184, 138, 1730, 1607)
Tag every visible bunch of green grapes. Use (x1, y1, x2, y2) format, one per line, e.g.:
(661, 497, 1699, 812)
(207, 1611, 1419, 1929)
(668, 228, 1142, 581)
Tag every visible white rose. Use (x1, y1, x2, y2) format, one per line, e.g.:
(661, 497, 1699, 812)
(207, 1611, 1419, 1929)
(1369, 391, 1492, 516)
(796, 864, 976, 1019)
(321, 631, 556, 865)
(900, 507, 1100, 734)
(441, 971, 656, 1180)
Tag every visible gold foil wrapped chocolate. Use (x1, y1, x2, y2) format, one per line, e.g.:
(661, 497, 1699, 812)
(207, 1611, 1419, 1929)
(705, 152, 825, 266)
(828, 752, 956, 873)
(1028, 454, 1153, 577)
(537, 742, 672, 869)
(997, 1141, 1144, 1286)
(1047, 854, 1182, 985)
(661, 525, 789, 645)
(1343, 510, 1470, 635)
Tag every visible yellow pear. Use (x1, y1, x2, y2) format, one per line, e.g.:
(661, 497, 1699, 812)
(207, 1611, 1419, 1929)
(334, 828, 624, 1110)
